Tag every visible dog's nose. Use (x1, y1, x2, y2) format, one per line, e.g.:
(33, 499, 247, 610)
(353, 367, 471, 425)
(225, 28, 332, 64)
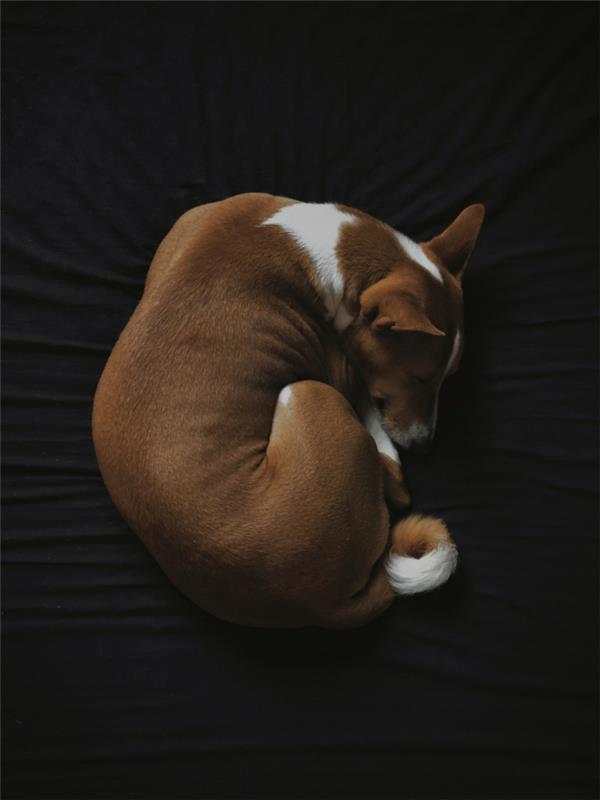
(373, 397, 385, 415)
(406, 436, 434, 456)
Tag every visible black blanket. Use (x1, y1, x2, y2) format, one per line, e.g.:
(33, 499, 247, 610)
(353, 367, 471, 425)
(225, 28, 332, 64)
(2, 3, 598, 798)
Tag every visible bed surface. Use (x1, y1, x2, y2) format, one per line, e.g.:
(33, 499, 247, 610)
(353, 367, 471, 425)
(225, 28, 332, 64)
(2, 3, 598, 798)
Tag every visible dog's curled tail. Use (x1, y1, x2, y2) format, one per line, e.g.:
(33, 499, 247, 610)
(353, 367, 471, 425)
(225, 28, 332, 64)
(385, 514, 458, 595)
(323, 514, 458, 629)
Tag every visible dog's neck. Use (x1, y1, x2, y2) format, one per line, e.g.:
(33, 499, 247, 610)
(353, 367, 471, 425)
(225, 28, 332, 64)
(262, 200, 439, 333)
(261, 202, 366, 405)
(262, 202, 356, 330)
(261, 200, 446, 415)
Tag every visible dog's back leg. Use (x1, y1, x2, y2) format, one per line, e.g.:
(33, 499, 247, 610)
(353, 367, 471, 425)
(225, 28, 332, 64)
(264, 380, 396, 628)
(264, 380, 458, 629)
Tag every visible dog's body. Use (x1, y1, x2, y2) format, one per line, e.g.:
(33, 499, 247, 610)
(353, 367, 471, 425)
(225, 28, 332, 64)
(92, 193, 484, 628)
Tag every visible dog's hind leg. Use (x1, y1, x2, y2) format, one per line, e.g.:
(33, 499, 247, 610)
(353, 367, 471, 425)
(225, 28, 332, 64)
(264, 380, 396, 628)
(264, 380, 458, 629)
(379, 454, 412, 516)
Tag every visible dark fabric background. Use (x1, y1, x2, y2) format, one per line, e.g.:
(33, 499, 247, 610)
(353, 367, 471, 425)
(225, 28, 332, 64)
(2, 3, 598, 798)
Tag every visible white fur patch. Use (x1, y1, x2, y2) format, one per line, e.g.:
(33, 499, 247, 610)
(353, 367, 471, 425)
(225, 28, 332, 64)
(395, 231, 443, 284)
(388, 421, 430, 449)
(333, 303, 354, 331)
(361, 402, 400, 463)
(385, 543, 458, 595)
(262, 203, 357, 330)
(278, 384, 293, 408)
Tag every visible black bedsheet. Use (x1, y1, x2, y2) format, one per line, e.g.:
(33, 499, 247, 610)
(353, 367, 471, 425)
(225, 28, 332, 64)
(2, 3, 598, 798)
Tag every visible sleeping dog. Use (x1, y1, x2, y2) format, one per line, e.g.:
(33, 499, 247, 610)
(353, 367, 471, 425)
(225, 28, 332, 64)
(92, 194, 484, 629)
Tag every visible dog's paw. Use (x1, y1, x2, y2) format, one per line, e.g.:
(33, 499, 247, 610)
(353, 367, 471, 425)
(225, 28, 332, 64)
(379, 454, 411, 514)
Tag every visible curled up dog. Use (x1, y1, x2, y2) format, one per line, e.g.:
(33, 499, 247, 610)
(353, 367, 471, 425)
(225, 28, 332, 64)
(92, 193, 485, 629)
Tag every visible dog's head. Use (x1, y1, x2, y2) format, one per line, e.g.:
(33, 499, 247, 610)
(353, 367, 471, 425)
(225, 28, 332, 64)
(346, 205, 485, 455)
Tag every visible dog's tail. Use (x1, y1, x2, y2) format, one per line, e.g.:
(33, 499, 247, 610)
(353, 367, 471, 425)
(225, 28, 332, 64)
(385, 514, 458, 595)
(323, 514, 457, 629)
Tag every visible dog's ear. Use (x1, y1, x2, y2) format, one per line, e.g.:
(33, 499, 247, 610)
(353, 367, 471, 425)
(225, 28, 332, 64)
(360, 278, 445, 336)
(423, 204, 485, 281)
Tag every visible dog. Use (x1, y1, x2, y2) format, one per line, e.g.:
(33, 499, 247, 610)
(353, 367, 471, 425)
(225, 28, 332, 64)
(92, 193, 484, 629)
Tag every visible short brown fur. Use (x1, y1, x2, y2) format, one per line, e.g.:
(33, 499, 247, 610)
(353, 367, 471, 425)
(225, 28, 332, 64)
(92, 193, 484, 628)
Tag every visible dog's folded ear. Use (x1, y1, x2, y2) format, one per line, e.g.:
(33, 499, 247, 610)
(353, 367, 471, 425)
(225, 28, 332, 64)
(423, 204, 485, 281)
(360, 278, 445, 336)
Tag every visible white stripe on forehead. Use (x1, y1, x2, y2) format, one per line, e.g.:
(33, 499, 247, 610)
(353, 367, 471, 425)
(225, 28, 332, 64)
(262, 203, 357, 329)
(395, 231, 443, 284)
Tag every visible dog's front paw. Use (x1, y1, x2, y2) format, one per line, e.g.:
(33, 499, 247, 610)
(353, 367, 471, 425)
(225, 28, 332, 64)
(379, 454, 411, 515)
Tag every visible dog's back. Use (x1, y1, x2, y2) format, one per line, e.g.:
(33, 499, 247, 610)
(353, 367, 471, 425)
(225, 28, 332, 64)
(93, 195, 385, 626)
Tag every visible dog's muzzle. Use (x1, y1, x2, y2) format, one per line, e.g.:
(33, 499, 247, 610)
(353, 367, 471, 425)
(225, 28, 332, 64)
(388, 422, 434, 456)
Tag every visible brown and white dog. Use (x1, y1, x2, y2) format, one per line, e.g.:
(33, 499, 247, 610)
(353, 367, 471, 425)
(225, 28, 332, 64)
(92, 193, 484, 629)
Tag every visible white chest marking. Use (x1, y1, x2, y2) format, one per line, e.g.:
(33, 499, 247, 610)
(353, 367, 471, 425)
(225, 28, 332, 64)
(395, 231, 443, 284)
(262, 203, 356, 330)
(361, 402, 400, 464)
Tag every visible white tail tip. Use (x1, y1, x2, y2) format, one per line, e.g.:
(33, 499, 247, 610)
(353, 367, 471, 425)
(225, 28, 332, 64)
(385, 543, 458, 595)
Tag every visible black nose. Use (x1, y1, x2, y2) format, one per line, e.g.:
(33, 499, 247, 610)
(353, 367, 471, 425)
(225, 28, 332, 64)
(373, 397, 385, 415)
(405, 437, 434, 457)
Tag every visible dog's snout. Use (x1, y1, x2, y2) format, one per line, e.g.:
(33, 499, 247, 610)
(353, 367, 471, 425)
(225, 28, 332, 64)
(388, 422, 434, 455)
(405, 436, 434, 457)
(373, 397, 385, 415)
